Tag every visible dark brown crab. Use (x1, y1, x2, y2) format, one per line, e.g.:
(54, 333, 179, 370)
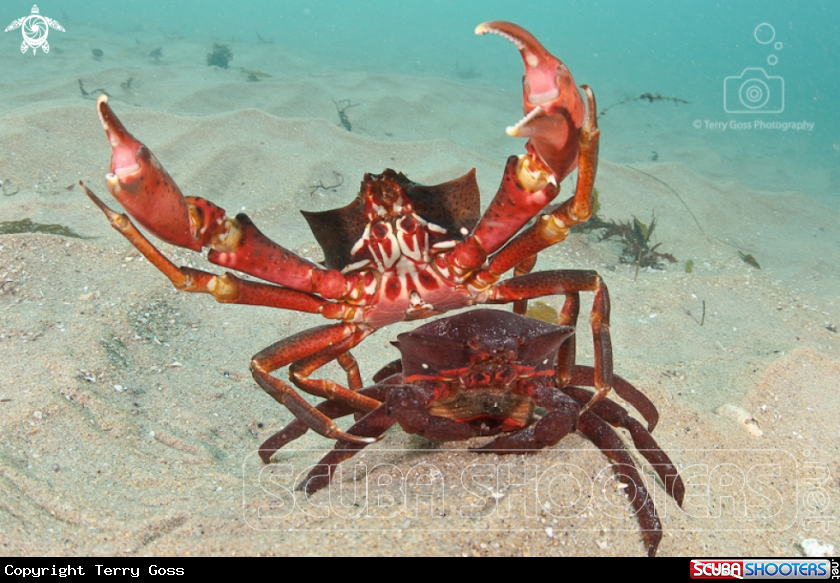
(262, 309, 685, 557)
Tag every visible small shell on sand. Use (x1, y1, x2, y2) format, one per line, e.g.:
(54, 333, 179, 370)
(716, 404, 763, 436)
(801, 538, 835, 557)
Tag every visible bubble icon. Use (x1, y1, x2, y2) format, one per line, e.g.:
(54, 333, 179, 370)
(754, 23, 776, 44)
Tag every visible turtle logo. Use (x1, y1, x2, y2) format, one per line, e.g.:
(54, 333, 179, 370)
(4, 5, 65, 55)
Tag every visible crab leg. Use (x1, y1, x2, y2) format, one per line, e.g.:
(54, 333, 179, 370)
(510, 253, 538, 315)
(554, 293, 581, 385)
(569, 366, 659, 433)
(288, 330, 376, 410)
(250, 324, 384, 445)
(575, 410, 664, 557)
(562, 386, 685, 506)
(550, 289, 660, 433)
(94, 95, 350, 301)
(259, 384, 391, 463)
(552, 296, 659, 431)
(298, 402, 397, 494)
(446, 156, 559, 274)
(489, 270, 613, 412)
(336, 351, 364, 390)
(259, 401, 348, 464)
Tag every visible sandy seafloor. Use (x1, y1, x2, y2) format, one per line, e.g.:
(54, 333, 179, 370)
(1, 29, 839, 558)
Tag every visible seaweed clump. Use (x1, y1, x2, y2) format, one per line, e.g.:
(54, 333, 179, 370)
(601, 215, 677, 269)
(333, 99, 357, 132)
(0, 218, 88, 239)
(241, 68, 271, 81)
(207, 43, 233, 68)
(570, 189, 677, 269)
(738, 251, 761, 269)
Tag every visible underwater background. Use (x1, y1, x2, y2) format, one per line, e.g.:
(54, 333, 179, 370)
(4, 0, 837, 205)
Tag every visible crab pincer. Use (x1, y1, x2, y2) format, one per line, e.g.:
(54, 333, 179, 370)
(476, 20, 589, 183)
(95, 94, 201, 251)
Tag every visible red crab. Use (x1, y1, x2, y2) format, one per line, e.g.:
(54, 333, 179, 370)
(80, 21, 604, 447)
(269, 309, 685, 557)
